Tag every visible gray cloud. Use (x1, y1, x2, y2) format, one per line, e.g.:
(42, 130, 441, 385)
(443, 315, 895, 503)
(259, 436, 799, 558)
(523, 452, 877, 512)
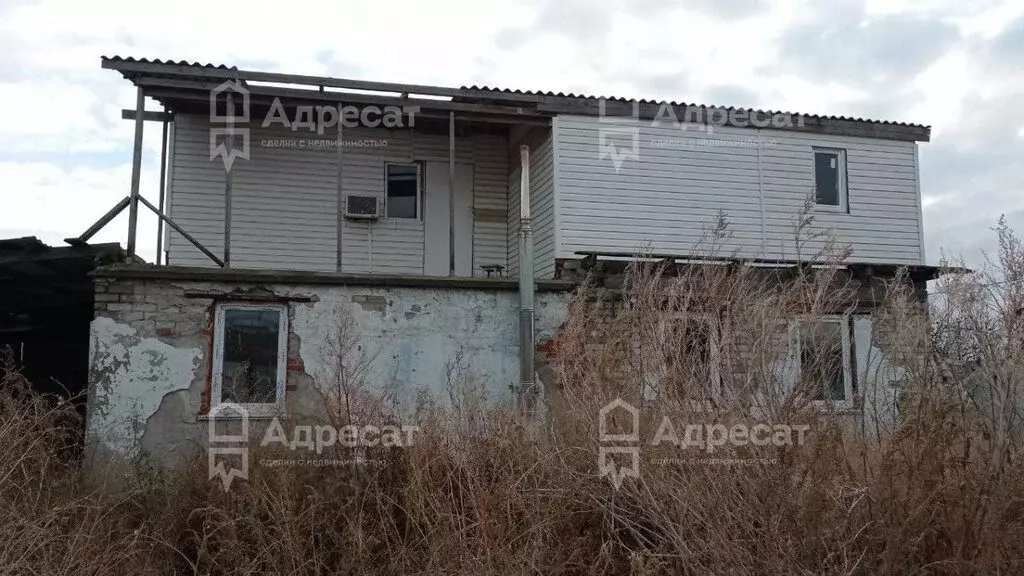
(534, 0, 613, 41)
(700, 85, 761, 108)
(920, 89, 1024, 266)
(989, 17, 1024, 68)
(672, 0, 770, 21)
(778, 12, 959, 86)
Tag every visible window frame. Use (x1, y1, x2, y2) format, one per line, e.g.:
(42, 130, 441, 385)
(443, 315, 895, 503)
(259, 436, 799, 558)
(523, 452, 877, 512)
(383, 161, 422, 220)
(654, 311, 724, 410)
(812, 147, 848, 212)
(211, 302, 289, 416)
(791, 315, 854, 410)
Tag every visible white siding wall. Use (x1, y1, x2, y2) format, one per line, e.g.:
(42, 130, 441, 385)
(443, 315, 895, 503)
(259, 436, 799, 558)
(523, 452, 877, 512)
(167, 114, 508, 274)
(553, 115, 924, 265)
(507, 129, 556, 279)
(166, 114, 228, 267)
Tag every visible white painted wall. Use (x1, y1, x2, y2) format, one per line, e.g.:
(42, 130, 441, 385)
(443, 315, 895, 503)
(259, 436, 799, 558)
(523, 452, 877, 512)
(553, 115, 925, 265)
(86, 280, 571, 462)
(167, 114, 508, 275)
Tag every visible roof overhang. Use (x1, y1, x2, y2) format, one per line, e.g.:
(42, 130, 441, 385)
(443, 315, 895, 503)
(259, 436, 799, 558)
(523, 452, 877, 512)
(102, 57, 552, 127)
(103, 57, 930, 141)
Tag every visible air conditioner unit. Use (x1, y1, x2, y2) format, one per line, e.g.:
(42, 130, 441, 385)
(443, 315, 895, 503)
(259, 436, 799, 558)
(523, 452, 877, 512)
(344, 195, 380, 220)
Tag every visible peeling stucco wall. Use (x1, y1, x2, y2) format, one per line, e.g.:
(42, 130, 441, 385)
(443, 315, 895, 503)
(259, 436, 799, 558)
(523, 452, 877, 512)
(87, 316, 202, 459)
(292, 285, 570, 407)
(85, 271, 913, 468)
(86, 275, 572, 464)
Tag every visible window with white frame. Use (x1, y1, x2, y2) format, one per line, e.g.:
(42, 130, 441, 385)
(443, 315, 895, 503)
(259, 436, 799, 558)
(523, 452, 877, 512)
(212, 303, 288, 410)
(793, 316, 853, 404)
(385, 163, 420, 219)
(657, 312, 723, 406)
(812, 148, 847, 209)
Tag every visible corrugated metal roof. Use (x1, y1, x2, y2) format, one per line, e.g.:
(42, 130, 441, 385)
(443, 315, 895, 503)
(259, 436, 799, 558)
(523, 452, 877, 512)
(102, 55, 237, 71)
(101, 56, 930, 135)
(459, 85, 927, 129)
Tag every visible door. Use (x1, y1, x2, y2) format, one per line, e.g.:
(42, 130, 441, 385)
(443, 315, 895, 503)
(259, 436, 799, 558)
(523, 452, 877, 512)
(424, 161, 473, 276)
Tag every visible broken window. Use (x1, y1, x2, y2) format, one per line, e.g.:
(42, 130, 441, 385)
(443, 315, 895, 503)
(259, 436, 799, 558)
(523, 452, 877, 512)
(795, 317, 852, 403)
(212, 303, 287, 409)
(657, 313, 723, 407)
(385, 163, 420, 219)
(813, 148, 847, 209)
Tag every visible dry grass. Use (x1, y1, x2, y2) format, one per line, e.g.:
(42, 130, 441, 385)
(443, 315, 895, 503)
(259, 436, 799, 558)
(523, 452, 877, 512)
(2, 222, 1024, 575)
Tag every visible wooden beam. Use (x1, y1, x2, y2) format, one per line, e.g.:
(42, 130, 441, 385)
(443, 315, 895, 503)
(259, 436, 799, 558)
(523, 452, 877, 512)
(137, 195, 225, 267)
(121, 109, 173, 122)
(134, 77, 551, 119)
(126, 86, 146, 257)
(156, 108, 169, 265)
(103, 57, 546, 104)
(66, 196, 130, 245)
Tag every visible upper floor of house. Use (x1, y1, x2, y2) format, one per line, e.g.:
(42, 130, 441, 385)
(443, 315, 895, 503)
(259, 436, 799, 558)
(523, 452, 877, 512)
(102, 57, 931, 279)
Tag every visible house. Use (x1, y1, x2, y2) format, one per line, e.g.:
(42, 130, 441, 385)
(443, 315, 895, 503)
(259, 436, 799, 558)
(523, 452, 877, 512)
(81, 56, 941, 464)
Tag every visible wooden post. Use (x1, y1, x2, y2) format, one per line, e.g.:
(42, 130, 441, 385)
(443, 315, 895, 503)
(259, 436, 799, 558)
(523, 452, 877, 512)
(126, 86, 145, 258)
(155, 107, 169, 264)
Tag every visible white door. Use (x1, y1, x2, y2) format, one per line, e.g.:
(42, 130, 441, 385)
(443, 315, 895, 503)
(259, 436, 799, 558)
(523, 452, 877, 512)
(424, 161, 473, 276)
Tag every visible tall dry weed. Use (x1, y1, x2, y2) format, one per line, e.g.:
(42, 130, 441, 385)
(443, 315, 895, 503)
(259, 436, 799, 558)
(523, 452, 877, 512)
(1, 221, 1023, 574)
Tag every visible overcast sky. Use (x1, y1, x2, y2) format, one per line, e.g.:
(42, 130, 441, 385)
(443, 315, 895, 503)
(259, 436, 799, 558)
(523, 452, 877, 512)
(0, 0, 1021, 267)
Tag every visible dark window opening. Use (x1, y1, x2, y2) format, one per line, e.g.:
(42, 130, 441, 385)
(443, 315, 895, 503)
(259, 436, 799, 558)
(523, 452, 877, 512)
(386, 163, 419, 219)
(218, 307, 283, 404)
(813, 149, 845, 207)
(799, 320, 848, 401)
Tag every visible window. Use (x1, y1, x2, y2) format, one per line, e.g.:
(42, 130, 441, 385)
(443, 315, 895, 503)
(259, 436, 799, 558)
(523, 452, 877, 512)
(212, 303, 288, 411)
(793, 316, 852, 404)
(385, 163, 420, 219)
(813, 148, 847, 209)
(657, 313, 723, 407)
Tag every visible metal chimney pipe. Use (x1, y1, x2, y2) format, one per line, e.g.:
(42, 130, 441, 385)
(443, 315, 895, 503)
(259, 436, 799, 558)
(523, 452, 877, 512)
(518, 145, 536, 414)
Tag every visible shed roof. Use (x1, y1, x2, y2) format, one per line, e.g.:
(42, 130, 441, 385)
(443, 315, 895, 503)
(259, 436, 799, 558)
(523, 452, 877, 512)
(102, 56, 931, 141)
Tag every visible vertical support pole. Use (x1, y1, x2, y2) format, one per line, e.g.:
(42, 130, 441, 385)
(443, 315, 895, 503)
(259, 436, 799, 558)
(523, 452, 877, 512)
(518, 145, 536, 416)
(756, 128, 766, 258)
(155, 106, 169, 265)
(223, 93, 234, 267)
(336, 120, 344, 271)
(448, 111, 456, 276)
(126, 86, 145, 258)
